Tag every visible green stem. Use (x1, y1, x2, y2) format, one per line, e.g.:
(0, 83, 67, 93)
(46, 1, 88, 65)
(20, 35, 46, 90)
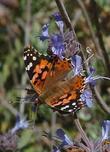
(73, 114, 91, 151)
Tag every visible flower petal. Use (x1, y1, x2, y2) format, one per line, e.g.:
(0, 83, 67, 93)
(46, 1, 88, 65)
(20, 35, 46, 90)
(89, 67, 96, 74)
(39, 24, 49, 41)
(71, 55, 83, 75)
(102, 120, 110, 140)
(52, 146, 61, 152)
(53, 12, 64, 34)
(56, 129, 73, 146)
(50, 34, 64, 58)
(80, 89, 93, 107)
(11, 116, 29, 134)
(85, 76, 96, 86)
(85, 67, 96, 86)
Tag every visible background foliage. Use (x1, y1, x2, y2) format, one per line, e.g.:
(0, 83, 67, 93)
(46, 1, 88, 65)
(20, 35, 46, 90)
(0, 0, 110, 151)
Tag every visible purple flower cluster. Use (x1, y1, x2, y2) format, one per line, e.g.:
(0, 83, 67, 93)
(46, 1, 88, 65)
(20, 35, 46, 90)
(37, 13, 110, 151)
(45, 123, 110, 152)
(39, 12, 80, 58)
(38, 12, 98, 109)
(51, 128, 82, 151)
(0, 115, 30, 152)
(11, 115, 29, 134)
(36, 12, 110, 116)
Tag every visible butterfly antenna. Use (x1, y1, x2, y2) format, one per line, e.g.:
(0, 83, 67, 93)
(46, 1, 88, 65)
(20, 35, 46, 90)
(93, 76, 110, 81)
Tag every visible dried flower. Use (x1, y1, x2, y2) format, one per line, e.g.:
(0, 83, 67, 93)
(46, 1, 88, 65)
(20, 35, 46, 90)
(0, 132, 18, 151)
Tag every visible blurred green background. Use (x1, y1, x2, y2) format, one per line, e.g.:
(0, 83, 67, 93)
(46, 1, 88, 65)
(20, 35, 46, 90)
(0, 0, 110, 151)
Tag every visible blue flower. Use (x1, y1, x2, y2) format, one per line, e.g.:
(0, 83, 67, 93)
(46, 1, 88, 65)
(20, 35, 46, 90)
(56, 128, 73, 149)
(38, 13, 80, 59)
(85, 67, 96, 86)
(53, 12, 64, 34)
(39, 24, 49, 41)
(71, 55, 83, 75)
(80, 89, 93, 108)
(102, 120, 110, 140)
(39, 23, 65, 58)
(85, 67, 110, 86)
(52, 146, 61, 152)
(50, 34, 65, 58)
(51, 129, 73, 151)
(11, 115, 29, 134)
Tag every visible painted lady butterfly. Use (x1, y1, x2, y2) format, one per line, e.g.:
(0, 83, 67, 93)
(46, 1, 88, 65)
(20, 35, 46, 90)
(24, 45, 86, 114)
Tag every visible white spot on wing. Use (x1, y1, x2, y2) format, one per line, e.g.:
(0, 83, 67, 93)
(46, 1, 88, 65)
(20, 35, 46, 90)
(27, 65, 30, 71)
(33, 56, 36, 61)
(24, 56, 27, 60)
(61, 105, 69, 111)
(29, 62, 33, 67)
(26, 62, 32, 71)
(27, 49, 30, 52)
(72, 102, 76, 106)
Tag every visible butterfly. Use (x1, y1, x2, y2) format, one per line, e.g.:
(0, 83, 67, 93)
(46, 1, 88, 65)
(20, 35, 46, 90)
(24, 45, 86, 114)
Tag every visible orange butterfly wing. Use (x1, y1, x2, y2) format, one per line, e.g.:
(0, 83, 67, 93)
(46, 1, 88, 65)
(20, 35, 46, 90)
(24, 45, 53, 95)
(24, 45, 71, 95)
(41, 75, 85, 113)
(24, 45, 86, 113)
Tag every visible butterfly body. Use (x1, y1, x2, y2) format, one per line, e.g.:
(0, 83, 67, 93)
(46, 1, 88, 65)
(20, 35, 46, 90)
(24, 45, 86, 113)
